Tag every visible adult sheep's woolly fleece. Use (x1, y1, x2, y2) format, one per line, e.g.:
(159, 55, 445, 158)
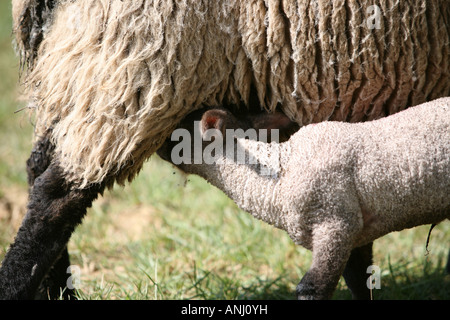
(13, 0, 450, 188)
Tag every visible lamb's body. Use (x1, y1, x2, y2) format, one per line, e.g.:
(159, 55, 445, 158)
(160, 97, 450, 299)
(282, 100, 449, 248)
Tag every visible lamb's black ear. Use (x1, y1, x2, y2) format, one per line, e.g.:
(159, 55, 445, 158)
(247, 112, 298, 142)
(247, 111, 292, 130)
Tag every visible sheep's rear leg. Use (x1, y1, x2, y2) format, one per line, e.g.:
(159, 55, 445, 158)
(342, 242, 373, 300)
(0, 163, 104, 299)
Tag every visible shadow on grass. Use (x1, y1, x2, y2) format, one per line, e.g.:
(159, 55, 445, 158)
(180, 264, 449, 300)
(366, 264, 450, 300)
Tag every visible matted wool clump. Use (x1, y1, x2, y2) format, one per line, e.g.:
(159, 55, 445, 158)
(12, 0, 450, 188)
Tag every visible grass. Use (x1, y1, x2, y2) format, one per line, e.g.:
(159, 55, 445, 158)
(0, 2, 449, 300)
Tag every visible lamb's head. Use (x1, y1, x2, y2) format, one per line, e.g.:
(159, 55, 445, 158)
(157, 107, 297, 172)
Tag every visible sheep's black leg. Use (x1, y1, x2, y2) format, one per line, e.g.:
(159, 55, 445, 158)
(33, 245, 73, 300)
(342, 242, 373, 300)
(25, 133, 74, 299)
(0, 163, 104, 299)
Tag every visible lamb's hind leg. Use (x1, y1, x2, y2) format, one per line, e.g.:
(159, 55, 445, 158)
(342, 242, 373, 300)
(0, 162, 104, 299)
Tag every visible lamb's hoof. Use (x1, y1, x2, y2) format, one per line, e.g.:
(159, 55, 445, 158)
(296, 281, 318, 300)
(296, 277, 336, 300)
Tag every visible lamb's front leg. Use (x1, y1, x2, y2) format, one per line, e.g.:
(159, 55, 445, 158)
(296, 220, 358, 300)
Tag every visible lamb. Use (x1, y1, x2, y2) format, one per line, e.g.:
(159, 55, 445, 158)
(157, 97, 450, 300)
(1, 0, 449, 299)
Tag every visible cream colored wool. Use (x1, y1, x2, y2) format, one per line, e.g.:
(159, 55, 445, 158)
(12, 0, 450, 187)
